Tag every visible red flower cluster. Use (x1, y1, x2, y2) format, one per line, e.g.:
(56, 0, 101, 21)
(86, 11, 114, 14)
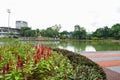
(2, 59, 12, 74)
(16, 54, 24, 71)
(1, 44, 52, 76)
(34, 45, 52, 64)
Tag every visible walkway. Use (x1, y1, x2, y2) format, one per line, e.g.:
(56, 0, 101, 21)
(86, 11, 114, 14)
(79, 51, 120, 80)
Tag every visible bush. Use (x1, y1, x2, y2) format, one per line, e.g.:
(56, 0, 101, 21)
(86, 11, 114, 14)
(53, 48, 106, 80)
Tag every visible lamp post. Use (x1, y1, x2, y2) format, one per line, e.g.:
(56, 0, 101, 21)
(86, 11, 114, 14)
(7, 9, 11, 27)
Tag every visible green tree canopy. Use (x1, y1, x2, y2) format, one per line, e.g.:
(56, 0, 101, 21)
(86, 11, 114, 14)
(111, 23, 120, 39)
(40, 24, 61, 38)
(92, 26, 111, 39)
(20, 27, 31, 37)
(72, 25, 86, 39)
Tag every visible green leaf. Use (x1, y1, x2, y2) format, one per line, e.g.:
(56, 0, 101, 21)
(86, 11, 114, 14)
(0, 75, 3, 78)
(15, 76, 20, 80)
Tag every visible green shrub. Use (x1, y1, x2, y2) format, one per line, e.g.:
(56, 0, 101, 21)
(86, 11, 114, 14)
(53, 48, 106, 80)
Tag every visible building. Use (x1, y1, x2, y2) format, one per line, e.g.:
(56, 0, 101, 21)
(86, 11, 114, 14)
(0, 27, 20, 37)
(16, 21, 28, 29)
(0, 21, 28, 38)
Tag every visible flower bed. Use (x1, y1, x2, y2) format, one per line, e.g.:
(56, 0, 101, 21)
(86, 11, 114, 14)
(0, 41, 106, 80)
(53, 48, 106, 80)
(0, 42, 73, 80)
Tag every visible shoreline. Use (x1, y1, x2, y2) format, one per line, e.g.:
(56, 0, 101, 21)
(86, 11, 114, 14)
(79, 51, 120, 54)
(18, 39, 120, 42)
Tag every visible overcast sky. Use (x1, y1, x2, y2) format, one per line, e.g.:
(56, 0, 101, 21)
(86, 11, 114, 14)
(0, 0, 120, 32)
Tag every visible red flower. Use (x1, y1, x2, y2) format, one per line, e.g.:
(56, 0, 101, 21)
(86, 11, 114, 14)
(26, 54, 30, 63)
(5, 63, 10, 70)
(2, 62, 12, 74)
(2, 66, 7, 74)
(16, 56, 24, 71)
(41, 46, 45, 55)
(17, 54, 21, 60)
(34, 55, 38, 64)
(37, 53, 41, 60)
(17, 60, 24, 68)
(36, 48, 40, 54)
(35, 44, 39, 50)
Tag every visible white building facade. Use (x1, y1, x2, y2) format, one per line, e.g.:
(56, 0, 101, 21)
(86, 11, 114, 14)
(16, 21, 28, 29)
(0, 27, 20, 37)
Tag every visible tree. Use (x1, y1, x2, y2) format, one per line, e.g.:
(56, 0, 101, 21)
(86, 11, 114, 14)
(92, 26, 113, 39)
(103, 26, 112, 39)
(46, 27, 55, 37)
(40, 25, 61, 38)
(20, 27, 31, 37)
(40, 29, 46, 37)
(111, 23, 120, 39)
(51, 24, 61, 38)
(72, 25, 86, 39)
(52, 24, 61, 32)
(60, 31, 69, 39)
(36, 29, 40, 37)
(92, 28, 104, 39)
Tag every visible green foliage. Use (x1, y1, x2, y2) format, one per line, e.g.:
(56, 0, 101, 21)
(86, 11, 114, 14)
(92, 24, 120, 40)
(40, 24, 61, 38)
(36, 28, 40, 36)
(53, 48, 106, 80)
(111, 23, 120, 39)
(92, 26, 111, 39)
(0, 42, 73, 80)
(20, 27, 31, 37)
(18, 23, 120, 40)
(20, 27, 40, 37)
(60, 31, 70, 39)
(72, 25, 87, 39)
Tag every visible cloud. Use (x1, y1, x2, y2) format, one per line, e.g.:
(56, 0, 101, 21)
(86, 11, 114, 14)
(117, 7, 120, 13)
(0, 0, 120, 32)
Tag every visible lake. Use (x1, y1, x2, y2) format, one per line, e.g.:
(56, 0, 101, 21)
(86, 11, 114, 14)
(1, 40, 120, 52)
(27, 40, 120, 52)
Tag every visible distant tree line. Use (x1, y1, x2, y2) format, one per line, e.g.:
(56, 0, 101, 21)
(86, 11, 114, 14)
(20, 27, 38, 37)
(19, 23, 120, 40)
(92, 24, 120, 40)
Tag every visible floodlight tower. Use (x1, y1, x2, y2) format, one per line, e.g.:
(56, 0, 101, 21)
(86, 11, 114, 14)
(7, 9, 11, 27)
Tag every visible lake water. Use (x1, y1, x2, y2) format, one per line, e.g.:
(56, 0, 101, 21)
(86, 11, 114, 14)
(30, 40, 120, 52)
(1, 40, 120, 52)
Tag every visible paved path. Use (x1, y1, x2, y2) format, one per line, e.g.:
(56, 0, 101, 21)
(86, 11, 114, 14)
(103, 68, 120, 80)
(78, 51, 120, 80)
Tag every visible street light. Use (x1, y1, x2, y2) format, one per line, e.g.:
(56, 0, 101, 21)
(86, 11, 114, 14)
(7, 9, 11, 27)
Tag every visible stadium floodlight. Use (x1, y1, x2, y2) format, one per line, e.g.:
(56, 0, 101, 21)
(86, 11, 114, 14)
(7, 9, 11, 27)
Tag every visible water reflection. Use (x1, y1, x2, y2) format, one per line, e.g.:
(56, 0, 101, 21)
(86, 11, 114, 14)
(58, 46, 75, 52)
(85, 45, 96, 52)
(42, 41, 120, 52)
(0, 42, 4, 45)
(58, 45, 96, 52)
